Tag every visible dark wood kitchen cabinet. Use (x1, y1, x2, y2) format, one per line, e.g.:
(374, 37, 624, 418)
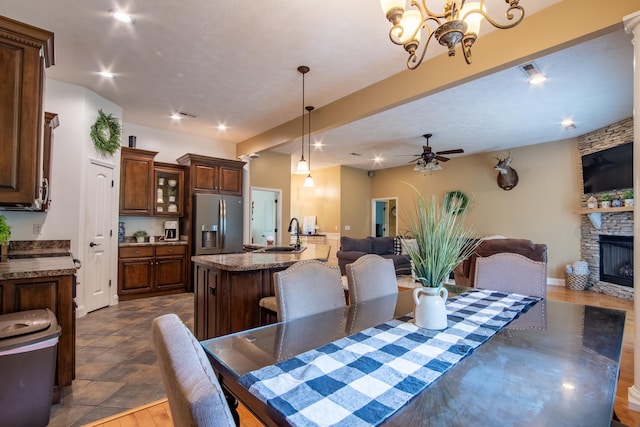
(0, 17, 54, 208)
(119, 147, 158, 215)
(176, 153, 244, 196)
(39, 112, 59, 212)
(153, 162, 185, 217)
(193, 262, 284, 340)
(118, 244, 188, 300)
(0, 274, 75, 403)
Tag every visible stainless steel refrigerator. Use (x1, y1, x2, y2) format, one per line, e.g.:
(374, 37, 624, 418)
(193, 193, 243, 255)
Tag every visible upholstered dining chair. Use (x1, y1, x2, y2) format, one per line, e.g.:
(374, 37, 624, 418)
(274, 260, 346, 322)
(474, 252, 547, 329)
(152, 314, 236, 427)
(346, 254, 398, 304)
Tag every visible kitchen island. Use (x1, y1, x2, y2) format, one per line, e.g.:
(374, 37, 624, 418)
(192, 244, 331, 340)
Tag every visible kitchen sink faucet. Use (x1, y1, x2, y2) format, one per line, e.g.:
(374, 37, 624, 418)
(288, 217, 301, 250)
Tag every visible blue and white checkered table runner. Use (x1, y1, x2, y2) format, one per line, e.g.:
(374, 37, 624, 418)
(239, 289, 540, 427)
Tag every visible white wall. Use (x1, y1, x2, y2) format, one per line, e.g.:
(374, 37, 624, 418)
(123, 122, 235, 163)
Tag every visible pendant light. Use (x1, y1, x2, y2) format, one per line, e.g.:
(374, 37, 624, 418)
(295, 66, 310, 174)
(304, 105, 315, 188)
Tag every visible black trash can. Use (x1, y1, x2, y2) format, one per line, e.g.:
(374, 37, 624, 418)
(0, 309, 61, 427)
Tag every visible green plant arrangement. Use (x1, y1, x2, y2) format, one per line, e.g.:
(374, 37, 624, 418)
(90, 109, 121, 155)
(403, 183, 482, 288)
(133, 230, 148, 238)
(0, 214, 11, 245)
(622, 189, 634, 200)
(599, 193, 613, 202)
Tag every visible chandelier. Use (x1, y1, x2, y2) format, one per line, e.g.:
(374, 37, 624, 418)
(295, 66, 310, 174)
(379, 0, 525, 69)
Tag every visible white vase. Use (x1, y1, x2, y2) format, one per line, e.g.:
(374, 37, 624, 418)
(625, 199, 634, 207)
(136, 236, 145, 243)
(413, 286, 448, 330)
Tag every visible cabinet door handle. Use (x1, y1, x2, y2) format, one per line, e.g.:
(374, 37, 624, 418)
(89, 242, 101, 247)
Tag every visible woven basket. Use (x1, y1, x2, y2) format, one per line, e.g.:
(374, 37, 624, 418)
(566, 273, 589, 291)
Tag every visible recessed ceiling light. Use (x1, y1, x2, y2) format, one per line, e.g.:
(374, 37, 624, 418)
(374, 156, 384, 163)
(561, 119, 576, 129)
(528, 75, 547, 85)
(170, 114, 182, 120)
(217, 124, 227, 131)
(99, 71, 114, 78)
(110, 10, 133, 24)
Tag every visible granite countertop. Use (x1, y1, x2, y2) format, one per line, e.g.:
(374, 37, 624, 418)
(192, 244, 331, 272)
(119, 240, 188, 248)
(8, 239, 71, 259)
(0, 256, 78, 280)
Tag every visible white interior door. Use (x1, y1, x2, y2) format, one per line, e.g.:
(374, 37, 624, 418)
(251, 188, 279, 245)
(84, 160, 114, 312)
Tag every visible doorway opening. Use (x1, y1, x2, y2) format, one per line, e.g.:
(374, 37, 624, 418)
(250, 187, 282, 246)
(371, 198, 398, 237)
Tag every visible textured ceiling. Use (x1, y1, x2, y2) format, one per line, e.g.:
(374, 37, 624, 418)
(0, 1, 632, 171)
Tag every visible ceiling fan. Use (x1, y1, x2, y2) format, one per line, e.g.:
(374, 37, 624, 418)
(405, 134, 464, 171)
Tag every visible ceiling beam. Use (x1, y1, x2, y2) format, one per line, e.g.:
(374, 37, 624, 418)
(236, 0, 637, 157)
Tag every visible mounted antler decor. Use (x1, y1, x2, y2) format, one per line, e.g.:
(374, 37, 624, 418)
(494, 152, 519, 191)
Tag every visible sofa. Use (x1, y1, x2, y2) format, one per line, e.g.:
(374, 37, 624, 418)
(336, 236, 411, 276)
(453, 238, 547, 287)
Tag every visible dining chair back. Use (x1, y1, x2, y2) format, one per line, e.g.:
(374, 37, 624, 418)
(346, 254, 398, 304)
(274, 260, 346, 322)
(152, 314, 236, 427)
(474, 252, 547, 329)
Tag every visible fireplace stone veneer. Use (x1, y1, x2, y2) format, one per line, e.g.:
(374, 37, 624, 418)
(579, 117, 634, 300)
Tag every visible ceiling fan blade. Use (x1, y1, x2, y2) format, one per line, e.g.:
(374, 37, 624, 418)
(436, 148, 464, 155)
(435, 155, 451, 162)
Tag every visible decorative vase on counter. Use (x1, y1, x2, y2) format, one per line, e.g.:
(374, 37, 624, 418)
(118, 222, 125, 243)
(413, 286, 448, 330)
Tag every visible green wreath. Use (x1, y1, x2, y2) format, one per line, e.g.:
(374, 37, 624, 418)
(90, 109, 121, 155)
(443, 190, 469, 215)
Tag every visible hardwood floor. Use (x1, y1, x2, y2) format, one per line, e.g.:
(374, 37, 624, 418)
(82, 286, 639, 427)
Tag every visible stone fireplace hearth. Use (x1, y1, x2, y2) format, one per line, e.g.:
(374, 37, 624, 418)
(579, 118, 634, 300)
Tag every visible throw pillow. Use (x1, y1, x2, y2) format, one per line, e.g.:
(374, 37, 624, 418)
(401, 238, 418, 255)
(393, 237, 402, 255)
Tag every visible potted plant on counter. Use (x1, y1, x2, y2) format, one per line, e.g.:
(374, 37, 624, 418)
(623, 189, 634, 207)
(133, 230, 148, 243)
(0, 215, 11, 262)
(403, 183, 482, 330)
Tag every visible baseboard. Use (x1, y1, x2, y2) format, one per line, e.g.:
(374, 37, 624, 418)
(547, 277, 564, 286)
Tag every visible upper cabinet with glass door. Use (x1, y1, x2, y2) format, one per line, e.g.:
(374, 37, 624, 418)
(154, 162, 185, 217)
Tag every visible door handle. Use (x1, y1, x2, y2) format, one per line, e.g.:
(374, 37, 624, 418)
(89, 242, 101, 247)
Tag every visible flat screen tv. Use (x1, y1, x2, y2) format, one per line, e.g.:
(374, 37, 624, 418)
(581, 142, 633, 194)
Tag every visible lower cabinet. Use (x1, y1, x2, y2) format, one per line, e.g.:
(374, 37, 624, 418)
(0, 274, 75, 403)
(118, 244, 188, 300)
(194, 263, 284, 340)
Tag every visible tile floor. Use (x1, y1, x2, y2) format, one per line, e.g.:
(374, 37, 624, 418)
(48, 293, 194, 427)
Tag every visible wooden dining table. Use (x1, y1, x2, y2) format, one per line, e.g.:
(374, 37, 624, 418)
(201, 285, 626, 427)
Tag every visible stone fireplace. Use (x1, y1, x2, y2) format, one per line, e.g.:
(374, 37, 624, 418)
(579, 117, 634, 300)
(598, 235, 633, 287)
